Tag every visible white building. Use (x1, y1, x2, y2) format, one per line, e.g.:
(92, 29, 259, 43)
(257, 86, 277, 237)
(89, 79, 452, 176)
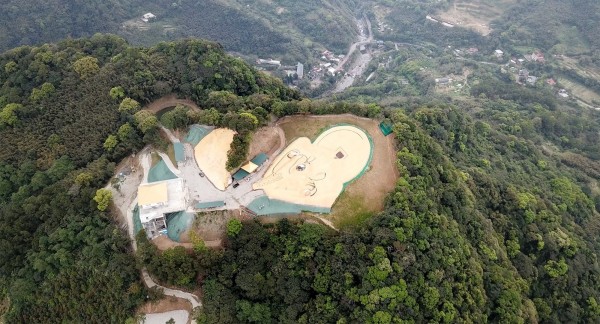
(495, 49, 504, 58)
(141, 13, 156, 22)
(137, 178, 186, 238)
(296, 62, 304, 79)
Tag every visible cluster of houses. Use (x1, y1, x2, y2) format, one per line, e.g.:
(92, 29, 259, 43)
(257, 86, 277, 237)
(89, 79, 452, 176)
(307, 50, 345, 79)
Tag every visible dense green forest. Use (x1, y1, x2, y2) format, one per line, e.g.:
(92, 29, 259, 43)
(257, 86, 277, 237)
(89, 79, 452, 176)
(0, 35, 297, 322)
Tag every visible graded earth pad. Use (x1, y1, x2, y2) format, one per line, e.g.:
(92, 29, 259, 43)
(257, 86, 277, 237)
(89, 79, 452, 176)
(194, 128, 235, 191)
(254, 125, 372, 209)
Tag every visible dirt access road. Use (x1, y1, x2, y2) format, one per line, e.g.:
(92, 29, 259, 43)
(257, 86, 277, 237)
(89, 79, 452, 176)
(143, 94, 201, 113)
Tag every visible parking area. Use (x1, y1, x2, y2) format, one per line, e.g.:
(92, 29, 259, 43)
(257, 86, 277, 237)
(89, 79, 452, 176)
(178, 142, 270, 211)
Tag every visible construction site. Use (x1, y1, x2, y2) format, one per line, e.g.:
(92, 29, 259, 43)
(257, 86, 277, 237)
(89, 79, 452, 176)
(109, 111, 396, 249)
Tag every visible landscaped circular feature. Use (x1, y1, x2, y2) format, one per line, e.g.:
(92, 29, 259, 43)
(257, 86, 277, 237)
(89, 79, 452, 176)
(253, 125, 372, 209)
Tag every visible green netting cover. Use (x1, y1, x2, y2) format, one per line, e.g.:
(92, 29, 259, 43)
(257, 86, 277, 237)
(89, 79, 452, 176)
(166, 211, 195, 242)
(185, 124, 213, 146)
(251, 153, 268, 166)
(379, 122, 393, 136)
(174, 142, 185, 162)
(195, 201, 226, 209)
(247, 195, 330, 216)
(147, 158, 178, 183)
(132, 204, 142, 235)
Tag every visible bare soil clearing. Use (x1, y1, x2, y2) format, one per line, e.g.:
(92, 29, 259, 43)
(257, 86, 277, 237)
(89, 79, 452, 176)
(437, 0, 516, 36)
(152, 236, 193, 250)
(138, 296, 192, 317)
(191, 210, 241, 241)
(278, 115, 398, 227)
(248, 126, 281, 158)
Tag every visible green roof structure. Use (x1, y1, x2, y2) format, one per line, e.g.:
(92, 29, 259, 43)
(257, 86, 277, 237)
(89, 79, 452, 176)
(232, 169, 250, 181)
(173, 142, 185, 162)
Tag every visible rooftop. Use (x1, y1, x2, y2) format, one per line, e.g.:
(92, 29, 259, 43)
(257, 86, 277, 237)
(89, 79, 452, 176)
(138, 178, 186, 223)
(138, 182, 168, 207)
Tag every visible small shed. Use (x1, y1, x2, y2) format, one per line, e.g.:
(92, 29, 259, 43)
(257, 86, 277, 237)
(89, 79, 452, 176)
(379, 122, 393, 136)
(232, 169, 250, 181)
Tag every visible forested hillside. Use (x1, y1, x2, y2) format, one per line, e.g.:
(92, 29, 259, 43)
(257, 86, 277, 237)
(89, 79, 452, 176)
(0, 0, 359, 63)
(0, 0, 167, 52)
(494, 0, 600, 55)
(0, 35, 297, 322)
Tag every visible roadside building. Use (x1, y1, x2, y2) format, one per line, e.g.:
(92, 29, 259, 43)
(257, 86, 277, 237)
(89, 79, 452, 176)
(518, 69, 529, 83)
(435, 77, 452, 87)
(138, 178, 186, 238)
(256, 59, 281, 67)
(558, 89, 569, 98)
(527, 75, 538, 85)
(141, 13, 156, 22)
(296, 63, 304, 79)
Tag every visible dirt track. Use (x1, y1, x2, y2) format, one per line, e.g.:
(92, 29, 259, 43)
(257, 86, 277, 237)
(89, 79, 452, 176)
(144, 94, 201, 114)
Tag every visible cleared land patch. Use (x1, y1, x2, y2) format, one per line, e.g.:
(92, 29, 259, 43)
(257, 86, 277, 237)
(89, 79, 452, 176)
(248, 126, 282, 158)
(437, 0, 516, 36)
(559, 77, 600, 105)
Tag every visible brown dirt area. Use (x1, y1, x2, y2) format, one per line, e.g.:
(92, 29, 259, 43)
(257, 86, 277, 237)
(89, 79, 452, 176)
(137, 296, 192, 316)
(437, 0, 516, 36)
(152, 235, 193, 250)
(152, 210, 250, 251)
(191, 210, 244, 241)
(277, 114, 399, 227)
(248, 126, 281, 158)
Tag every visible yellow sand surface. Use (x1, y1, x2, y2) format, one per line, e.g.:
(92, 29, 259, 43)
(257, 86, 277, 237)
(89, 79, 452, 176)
(194, 128, 235, 191)
(254, 125, 371, 208)
(138, 182, 168, 206)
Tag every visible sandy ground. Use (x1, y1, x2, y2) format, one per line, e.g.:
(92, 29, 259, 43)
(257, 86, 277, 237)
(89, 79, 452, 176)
(194, 128, 235, 191)
(248, 126, 281, 158)
(278, 115, 398, 218)
(254, 125, 372, 208)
